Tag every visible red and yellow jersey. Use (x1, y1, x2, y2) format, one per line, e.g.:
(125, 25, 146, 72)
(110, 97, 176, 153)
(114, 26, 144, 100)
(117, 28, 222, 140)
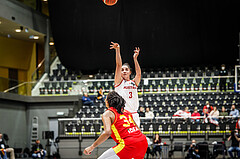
(107, 107, 146, 154)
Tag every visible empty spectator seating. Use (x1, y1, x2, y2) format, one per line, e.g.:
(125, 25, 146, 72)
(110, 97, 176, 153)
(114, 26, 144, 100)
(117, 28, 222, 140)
(39, 63, 235, 96)
(63, 91, 240, 137)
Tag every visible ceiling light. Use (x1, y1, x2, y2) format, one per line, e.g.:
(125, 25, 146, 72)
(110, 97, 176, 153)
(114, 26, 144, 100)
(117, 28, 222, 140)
(49, 42, 54, 45)
(43, 0, 48, 2)
(56, 112, 64, 116)
(33, 36, 39, 39)
(29, 35, 39, 39)
(15, 26, 23, 33)
(89, 75, 93, 78)
(15, 29, 21, 32)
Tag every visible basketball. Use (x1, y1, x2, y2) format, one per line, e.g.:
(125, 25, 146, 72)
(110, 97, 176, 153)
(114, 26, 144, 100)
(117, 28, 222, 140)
(103, 0, 118, 6)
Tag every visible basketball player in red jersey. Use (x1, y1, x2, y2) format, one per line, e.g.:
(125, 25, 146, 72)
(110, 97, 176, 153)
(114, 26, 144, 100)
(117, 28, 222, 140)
(110, 42, 142, 127)
(84, 91, 148, 159)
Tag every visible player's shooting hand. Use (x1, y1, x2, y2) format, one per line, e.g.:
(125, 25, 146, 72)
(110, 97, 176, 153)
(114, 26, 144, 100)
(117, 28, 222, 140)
(133, 47, 140, 59)
(84, 145, 94, 155)
(110, 42, 120, 50)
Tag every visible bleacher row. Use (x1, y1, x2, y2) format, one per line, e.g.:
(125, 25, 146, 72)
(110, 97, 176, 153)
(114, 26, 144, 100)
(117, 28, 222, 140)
(51, 64, 236, 81)
(39, 82, 74, 95)
(48, 64, 79, 81)
(76, 92, 240, 119)
(64, 118, 237, 137)
(88, 77, 234, 93)
(39, 63, 235, 96)
(94, 65, 235, 79)
(138, 92, 240, 116)
(38, 76, 235, 95)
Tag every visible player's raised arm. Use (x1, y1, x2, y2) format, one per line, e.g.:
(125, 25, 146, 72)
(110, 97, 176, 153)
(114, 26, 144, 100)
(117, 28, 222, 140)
(83, 111, 114, 155)
(133, 47, 141, 86)
(110, 42, 122, 86)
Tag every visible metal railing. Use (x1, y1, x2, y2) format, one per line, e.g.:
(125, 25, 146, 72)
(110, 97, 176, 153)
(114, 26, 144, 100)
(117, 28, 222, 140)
(58, 116, 237, 121)
(31, 58, 45, 81)
(58, 116, 237, 137)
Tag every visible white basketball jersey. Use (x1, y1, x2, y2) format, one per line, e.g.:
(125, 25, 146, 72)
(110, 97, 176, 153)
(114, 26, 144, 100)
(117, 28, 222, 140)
(115, 79, 139, 112)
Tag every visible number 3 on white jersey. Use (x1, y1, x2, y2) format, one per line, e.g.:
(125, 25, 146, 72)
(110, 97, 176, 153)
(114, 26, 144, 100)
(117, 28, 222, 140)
(129, 92, 132, 98)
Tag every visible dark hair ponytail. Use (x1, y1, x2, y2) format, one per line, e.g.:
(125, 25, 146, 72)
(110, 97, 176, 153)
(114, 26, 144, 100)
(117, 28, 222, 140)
(107, 91, 126, 114)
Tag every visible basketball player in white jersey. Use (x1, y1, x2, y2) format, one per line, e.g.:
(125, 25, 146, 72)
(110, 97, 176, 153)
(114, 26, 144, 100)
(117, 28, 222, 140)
(110, 42, 141, 127)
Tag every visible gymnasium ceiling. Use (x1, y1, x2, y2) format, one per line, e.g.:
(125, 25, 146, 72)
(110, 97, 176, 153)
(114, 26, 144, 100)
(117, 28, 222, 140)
(0, 17, 45, 44)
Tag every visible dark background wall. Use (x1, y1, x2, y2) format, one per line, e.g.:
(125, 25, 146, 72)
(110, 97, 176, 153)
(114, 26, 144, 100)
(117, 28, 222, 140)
(49, 0, 240, 74)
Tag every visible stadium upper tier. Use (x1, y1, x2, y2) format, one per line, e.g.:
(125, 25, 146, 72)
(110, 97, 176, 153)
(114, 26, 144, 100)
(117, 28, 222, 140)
(37, 62, 235, 96)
